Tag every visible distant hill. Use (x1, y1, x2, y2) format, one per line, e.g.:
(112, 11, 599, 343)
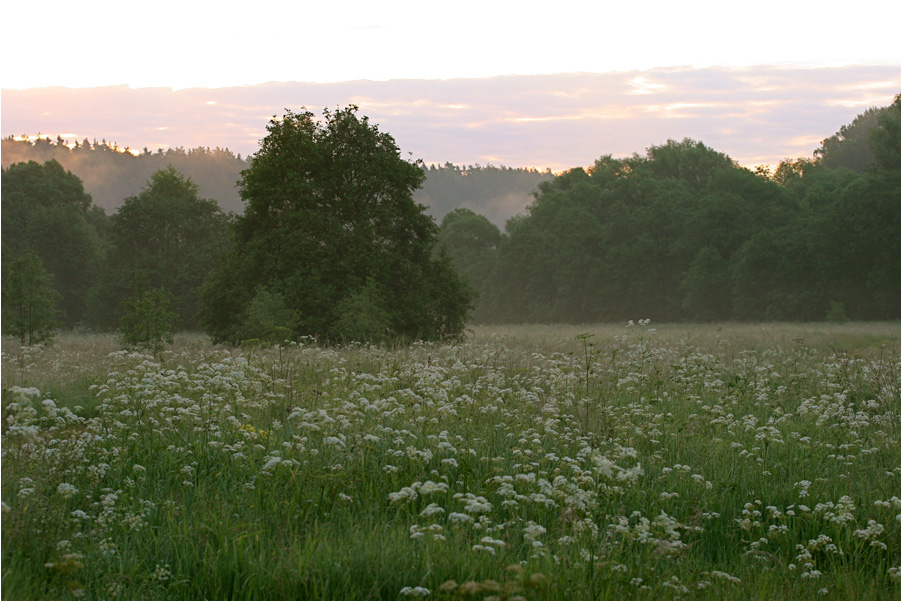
(1, 137, 552, 226)
(1, 137, 251, 214)
(419, 163, 552, 227)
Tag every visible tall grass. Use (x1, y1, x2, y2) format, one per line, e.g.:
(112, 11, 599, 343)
(2, 322, 900, 600)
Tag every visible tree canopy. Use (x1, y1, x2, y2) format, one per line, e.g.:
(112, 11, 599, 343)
(88, 167, 232, 330)
(814, 96, 900, 173)
(3, 97, 897, 336)
(440, 98, 900, 324)
(1, 159, 104, 326)
(202, 106, 472, 343)
(1, 138, 251, 214)
(437, 208, 500, 322)
(3, 137, 552, 227)
(1, 252, 61, 344)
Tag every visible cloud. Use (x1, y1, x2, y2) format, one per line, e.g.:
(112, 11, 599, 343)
(2, 65, 899, 172)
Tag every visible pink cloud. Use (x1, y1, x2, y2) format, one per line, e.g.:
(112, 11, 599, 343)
(2, 65, 899, 172)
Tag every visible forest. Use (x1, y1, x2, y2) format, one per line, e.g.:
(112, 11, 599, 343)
(1, 96, 899, 343)
(0, 136, 550, 226)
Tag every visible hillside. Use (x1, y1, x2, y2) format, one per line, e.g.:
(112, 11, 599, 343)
(1, 137, 551, 225)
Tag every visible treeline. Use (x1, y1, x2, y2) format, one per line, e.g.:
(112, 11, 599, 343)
(2, 161, 231, 335)
(1, 96, 899, 340)
(2, 108, 473, 345)
(439, 96, 900, 323)
(0, 137, 251, 214)
(419, 163, 552, 226)
(1, 137, 551, 225)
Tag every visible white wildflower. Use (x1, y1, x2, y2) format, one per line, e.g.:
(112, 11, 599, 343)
(151, 564, 172, 582)
(420, 503, 445, 518)
(56, 483, 79, 499)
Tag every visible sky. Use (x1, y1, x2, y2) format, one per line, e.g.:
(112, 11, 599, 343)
(1, 0, 901, 171)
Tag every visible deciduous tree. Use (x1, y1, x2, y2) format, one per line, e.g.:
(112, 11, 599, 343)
(89, 167, 232, 330)
(202, 106, 472, 343)
(1, 159, 103, 326)
(2, 252, 61, 345)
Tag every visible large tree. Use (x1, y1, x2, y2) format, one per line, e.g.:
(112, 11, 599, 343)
(202, 106, 472, 343)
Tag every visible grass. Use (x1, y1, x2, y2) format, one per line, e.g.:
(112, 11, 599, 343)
(2, 321, 900, 600)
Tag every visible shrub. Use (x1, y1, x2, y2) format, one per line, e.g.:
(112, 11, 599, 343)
(118, 288, 176, 353)
(825, 300, 849, 323)
(236, 287, 300, 346)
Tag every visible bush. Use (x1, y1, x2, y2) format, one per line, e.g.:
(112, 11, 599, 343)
(333, 279, 391, 344)
(236, 287, 300, 346)
(825, 300, 849, 323)
(118, 288, 176, 353)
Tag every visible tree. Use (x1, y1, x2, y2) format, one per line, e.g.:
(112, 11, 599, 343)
(201, 106, 472, 344)
(2, 252, 61, 345)
(438, 208, 500, 322)
(1, 160, 104, 326)
(729, 224, 824, 321)
(680, 247, 732, 321)
(815, 96, 901, 173)
(639, 138, 735, 190)
(869, 94, 901, 173)
(89, 167, 232, 330)
(812, 172, 900, 319)
(118, 287, 177, 353)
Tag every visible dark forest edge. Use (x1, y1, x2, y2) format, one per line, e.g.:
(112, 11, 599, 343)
(444, 95, 900, 324)
(1, 95, 899, 346)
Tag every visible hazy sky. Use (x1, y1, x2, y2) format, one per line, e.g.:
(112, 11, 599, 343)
(1, 0, 900, 170)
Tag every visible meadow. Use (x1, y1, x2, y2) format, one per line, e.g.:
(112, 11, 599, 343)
(1, 321, 900, 600)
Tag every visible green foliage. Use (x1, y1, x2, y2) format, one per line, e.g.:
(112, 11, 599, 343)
(202, 106, 472, 344)
(236, 287, 300, 346)
(1, 252, 61, 344)
(333, 279, 391, 343)
(869, 94, 901, 173)
(483, 140, 760, 323)
(89, 166, 232, 330)
(815, 96, 900, 173)
(811, 168, 901, 320)
(825, 301, 849, 323)
(451, 98, 900, 324)
(438, 208, 500, 322)
(1, 159, 104, 326)
(1, 137, 252, 215)
(640, 137, 736, 189)
(118, 287, 176, 353)
(680, 247, 731, 322)
(729, 226, 822, 321)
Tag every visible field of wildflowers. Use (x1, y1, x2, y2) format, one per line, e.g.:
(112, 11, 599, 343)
(2, 322, 900, 600)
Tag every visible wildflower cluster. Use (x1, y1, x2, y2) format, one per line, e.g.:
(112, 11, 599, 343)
(1, 325, 899, 599)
